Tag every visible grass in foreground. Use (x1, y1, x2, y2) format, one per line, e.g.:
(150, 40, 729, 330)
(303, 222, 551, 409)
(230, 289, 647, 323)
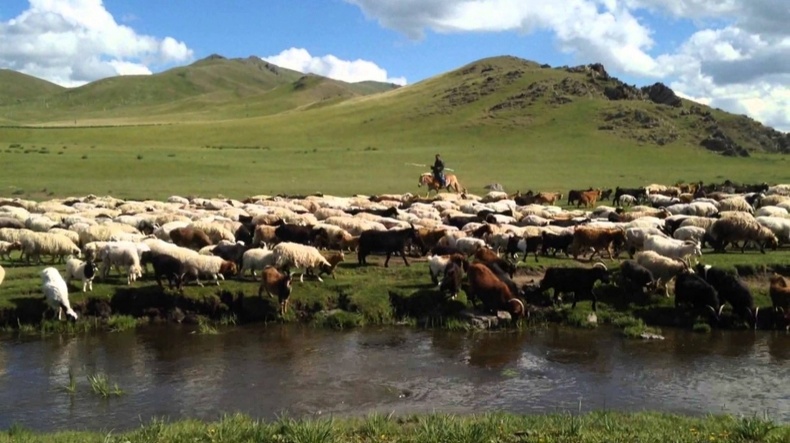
(1, 411, 787, 443)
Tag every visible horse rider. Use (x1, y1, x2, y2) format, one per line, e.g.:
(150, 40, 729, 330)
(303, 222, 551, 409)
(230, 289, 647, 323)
(432, 154, 446, 187)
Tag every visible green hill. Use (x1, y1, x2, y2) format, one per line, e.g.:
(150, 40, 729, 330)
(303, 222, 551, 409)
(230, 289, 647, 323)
(0, 54, 787, 199)
(0, 55, 399, 124)
(0, 69, 64, 105)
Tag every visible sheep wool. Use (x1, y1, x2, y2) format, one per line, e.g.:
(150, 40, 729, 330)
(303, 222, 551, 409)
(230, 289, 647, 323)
(41, 267, 78, 321)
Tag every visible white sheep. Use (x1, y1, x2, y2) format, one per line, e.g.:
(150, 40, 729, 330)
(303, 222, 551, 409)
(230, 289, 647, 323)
(24, 216, 60, 232)
(183, 255, 237, 286)
(41, 267, 78, 321)
(323, 216, 386, 236)
(239, 247, 276, 278)
(451, 237, 487, 255)
(21, 232, 81, 264)
(687, 201, 719, 217)
(272, 242, 332, 283)
(0, 264, 4, 286)
(624, 227, 667, 255)
(142, 238, 199, 263)
(98, 243, 143, 285)
(756, 216, 790, 245)
(0, 240, 22, 260)
(634, 250, 688, 297)
(65, 257, 98, 292)
(672, 226, 708, 245)
(755, 206, 789, 218)
(679, 216, 717, 233)
(643, 234, 701, 265)
(718, 196, 754, 213)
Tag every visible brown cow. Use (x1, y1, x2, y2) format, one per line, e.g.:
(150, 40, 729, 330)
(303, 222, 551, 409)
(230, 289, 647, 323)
(465, 263, 525, 318)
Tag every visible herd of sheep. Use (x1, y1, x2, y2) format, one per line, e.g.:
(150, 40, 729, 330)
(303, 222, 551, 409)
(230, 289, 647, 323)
(0, 180, 789, 328)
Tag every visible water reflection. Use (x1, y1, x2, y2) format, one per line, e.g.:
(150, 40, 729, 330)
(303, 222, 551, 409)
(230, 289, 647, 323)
(0, 325, 787, 432)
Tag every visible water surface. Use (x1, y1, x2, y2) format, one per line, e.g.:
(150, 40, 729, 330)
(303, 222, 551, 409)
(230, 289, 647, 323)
(0, 325, 787, 431)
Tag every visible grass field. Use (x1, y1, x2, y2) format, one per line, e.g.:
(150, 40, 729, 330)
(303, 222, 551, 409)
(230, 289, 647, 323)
(2, 411, 788, 443)
(0, 131, 787, 201)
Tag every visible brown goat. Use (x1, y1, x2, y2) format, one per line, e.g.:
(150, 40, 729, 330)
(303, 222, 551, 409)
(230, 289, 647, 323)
(258, 266, 293, 316)
(170, 227, 213, 250)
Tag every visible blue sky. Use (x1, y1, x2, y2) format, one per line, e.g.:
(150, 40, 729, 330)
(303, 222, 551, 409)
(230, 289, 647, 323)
(1, 0, 788, 131)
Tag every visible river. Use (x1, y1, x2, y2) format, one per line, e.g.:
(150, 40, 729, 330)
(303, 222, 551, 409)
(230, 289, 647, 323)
(0, 325, 787, 431)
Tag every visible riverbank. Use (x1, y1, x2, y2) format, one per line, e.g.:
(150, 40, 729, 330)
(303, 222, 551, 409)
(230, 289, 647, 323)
(1, 252, 789, 336)
(2, 411, 788, 443)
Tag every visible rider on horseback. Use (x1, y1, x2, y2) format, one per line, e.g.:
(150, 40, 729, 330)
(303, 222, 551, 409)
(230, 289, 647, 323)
(432, 154, 446, 187)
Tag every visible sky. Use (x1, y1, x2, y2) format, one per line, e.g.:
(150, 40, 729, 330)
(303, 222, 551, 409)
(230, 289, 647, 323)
(0, 0, 788, 132)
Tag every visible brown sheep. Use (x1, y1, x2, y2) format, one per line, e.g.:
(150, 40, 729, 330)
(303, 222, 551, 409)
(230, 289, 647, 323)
(417, 228, 448, 251)
(258, 266, 292, 316)
(252, 225, 278, 247)
(170, 227, 213, 250)
(709, 217, 778, 253)
(571, 226, 625, 261)
(466, 263, 525, 318)
(535, 192, 562, 205)
(338, 232, 360, 252)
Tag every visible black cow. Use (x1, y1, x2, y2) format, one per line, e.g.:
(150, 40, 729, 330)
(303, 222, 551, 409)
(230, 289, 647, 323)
(695, 264, 756, 327)
(539, 264, 609, 311)
(540, 231, 573, 257)
(674, 271, 720, 323)
(613, 186, 648, 204)
(358, 225, 424, 267)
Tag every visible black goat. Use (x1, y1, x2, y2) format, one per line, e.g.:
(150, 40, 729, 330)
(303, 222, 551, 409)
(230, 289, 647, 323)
(211, 242, 250, 267)
(273, 220, 314, 245)
(695, 264, 756, 327)
(539, 263, 609, 311)
(358, 225, 424, 267)
(148, 253, 186, 290)
(674, 271, 720, 323)
(439, 256, 468, 300)
(613, 186, 647, 203)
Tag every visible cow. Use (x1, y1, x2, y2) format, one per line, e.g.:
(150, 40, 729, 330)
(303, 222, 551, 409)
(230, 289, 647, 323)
(358, 225, 424, 267)
(465, 263, 526, 318)
(538, 263, 609, 311)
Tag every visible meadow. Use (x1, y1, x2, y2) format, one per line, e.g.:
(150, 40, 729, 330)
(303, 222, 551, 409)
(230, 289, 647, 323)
(2, 411, 787, 443)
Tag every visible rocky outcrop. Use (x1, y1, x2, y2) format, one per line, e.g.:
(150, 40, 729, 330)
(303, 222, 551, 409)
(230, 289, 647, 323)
(700, 130, 750, 157)
(642, 83, 683, 107)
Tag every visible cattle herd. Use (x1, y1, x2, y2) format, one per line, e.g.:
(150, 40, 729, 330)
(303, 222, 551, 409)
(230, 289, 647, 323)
(0, 178, 789, 330)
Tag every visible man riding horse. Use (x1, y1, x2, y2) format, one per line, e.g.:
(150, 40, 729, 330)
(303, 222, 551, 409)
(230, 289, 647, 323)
(432, 154, 446, 187)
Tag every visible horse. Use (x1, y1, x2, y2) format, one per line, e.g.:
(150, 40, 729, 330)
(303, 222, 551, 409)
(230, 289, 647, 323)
(418, 172, 465, 195)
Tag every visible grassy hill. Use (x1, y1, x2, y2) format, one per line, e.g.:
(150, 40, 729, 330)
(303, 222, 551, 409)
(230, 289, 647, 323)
(0, 54, 787, 199)
(0, 69, 64, 106)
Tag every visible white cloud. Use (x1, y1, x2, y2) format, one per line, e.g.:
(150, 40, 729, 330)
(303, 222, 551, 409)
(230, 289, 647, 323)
(0, 0, 193, 87)
(347, 0, 790, 131)
(262, 48, 407, 85)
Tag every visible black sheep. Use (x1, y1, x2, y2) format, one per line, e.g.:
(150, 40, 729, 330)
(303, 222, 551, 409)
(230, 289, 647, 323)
(358, 225, 424, 267)
(540, 231, 573, 257)
(148, 253, 186, 290)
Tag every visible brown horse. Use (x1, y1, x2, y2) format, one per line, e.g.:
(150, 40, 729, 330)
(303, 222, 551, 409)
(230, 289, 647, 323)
(418, 172, 465, 195)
